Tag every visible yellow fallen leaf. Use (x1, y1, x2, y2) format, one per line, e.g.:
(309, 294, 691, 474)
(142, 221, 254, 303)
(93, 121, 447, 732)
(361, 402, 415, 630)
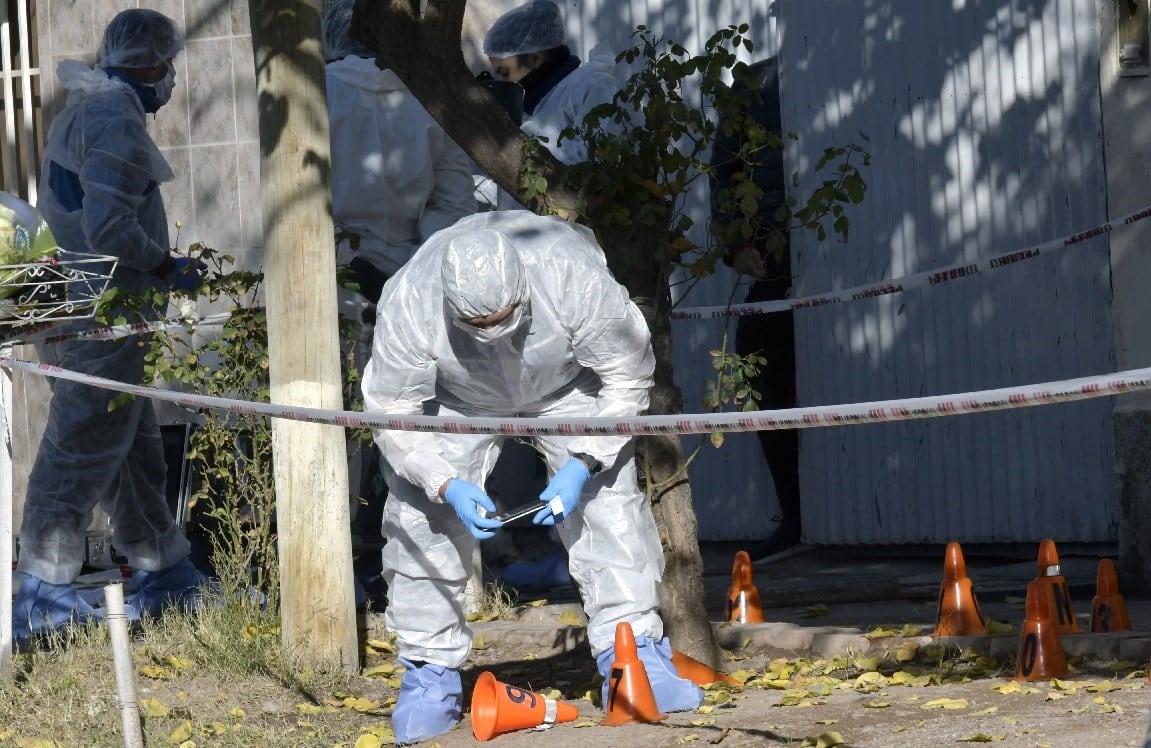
(799, 731, 845, 747)
(957, 734, 1005, 742)
(354, 735, 382, 748)
(343, 697, 382, 712)
(896, 641, 919, 662)
(169, 720, 194, 743)
(227, 707, 245, 719)
(921, 697, 969, 709)
(139, 664, 175, 680)
(364, 638, 396, 653)
(689, 718, 716, 726)
(676, 735, 700, 743)
(865, 626, 896, 639)
(140, 697, 170, 718)
(526, 599, 548, 607)
(863, 701, 891, 708)
(992, 682, 1022, 694)
(364, 663, 399, 678)
(573, 719, 599, 728)
(558, 609, 584, 626)
(163, 655, 194, 670)
(1085, 681, 1114, 693)
(1050, 678, 1075, 691)
(984, 619, 1014, 634)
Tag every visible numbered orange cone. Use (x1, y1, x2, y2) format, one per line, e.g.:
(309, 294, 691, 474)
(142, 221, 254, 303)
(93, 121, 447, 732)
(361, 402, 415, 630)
(1090, 558, 1131, 633)
(1034, 538, 1080, 634)
(933, 541, 987, 636)
(471, 671, 578, 741)
(602, 622, 667, 726)
(671, 649, 741, 688)
(724, 550, 765, 624)
(1014, 579, 1068, 681)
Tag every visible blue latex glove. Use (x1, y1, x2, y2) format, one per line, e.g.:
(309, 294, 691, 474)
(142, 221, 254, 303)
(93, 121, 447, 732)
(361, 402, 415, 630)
(170, 257, 207, 292)
(533, 457, 590, 526)
(443, 479, 502, 540)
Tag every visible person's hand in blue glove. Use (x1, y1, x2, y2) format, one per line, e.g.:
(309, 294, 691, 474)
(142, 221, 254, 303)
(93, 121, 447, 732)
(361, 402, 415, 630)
(170, 256, 207, 292)
(533, 457, 590, 526)
(442, 479, 502, 540)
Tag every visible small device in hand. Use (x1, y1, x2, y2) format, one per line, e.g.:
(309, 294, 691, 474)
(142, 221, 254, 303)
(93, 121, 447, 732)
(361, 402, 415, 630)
(493, 496, 565, 524)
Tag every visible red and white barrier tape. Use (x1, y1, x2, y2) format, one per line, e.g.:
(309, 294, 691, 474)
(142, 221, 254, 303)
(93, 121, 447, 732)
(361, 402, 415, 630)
(1, 355, 1147, 436)
(1, 311, 235, 347)
(672, 203, 1151, 320)
(7, 203, 1148, 344)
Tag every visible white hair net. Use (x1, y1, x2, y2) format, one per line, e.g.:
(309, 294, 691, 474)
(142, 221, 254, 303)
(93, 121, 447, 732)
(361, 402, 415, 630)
(440, 230, 528, 318)
(98, 9, 183, 69)
(322, 0, 375, 62)
(483, 0, 566, 59)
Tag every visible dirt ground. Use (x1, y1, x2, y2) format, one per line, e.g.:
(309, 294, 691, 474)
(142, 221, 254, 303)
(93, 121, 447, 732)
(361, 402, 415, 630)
(4, 600, 1151, 747)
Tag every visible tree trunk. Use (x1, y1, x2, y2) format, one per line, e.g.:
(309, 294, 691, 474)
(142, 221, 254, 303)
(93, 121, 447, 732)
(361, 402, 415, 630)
(354, 0, 718, 666)
(249, 0, 358, 673)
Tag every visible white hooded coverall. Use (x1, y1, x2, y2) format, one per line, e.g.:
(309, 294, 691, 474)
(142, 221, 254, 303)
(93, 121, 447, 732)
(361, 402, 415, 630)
(361, 210, 664, 667)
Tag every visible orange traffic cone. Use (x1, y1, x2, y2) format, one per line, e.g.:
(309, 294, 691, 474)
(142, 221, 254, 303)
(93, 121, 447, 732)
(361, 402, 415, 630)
(1090, 558, 1131, 633)
(671, 649, 741, 688)
(1034, 539, 1080, 634)
(724, 550, 765, 624)
(1014, 579, 1068, 681)
(933, 541, 987, 636)
(602, 622, 666, 726)
(471, 671, 579, 741)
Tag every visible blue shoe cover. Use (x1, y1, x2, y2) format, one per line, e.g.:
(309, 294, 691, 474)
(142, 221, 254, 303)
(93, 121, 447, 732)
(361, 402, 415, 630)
(499, 546, 571, 588)
(125, 559, 207, 618)
(392, 657, 462, 744)
(11, 573, 102, 642)
(596, 634, 703, 713)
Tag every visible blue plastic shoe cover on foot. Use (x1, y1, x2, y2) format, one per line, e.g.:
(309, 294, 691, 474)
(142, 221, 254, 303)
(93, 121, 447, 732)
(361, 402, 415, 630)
(392, 657, 462, 744)
(11, 573, 102, 641)
(596, 634, 703, 713)
(499, 546, 571, 588)
(126, 558, 206, 618)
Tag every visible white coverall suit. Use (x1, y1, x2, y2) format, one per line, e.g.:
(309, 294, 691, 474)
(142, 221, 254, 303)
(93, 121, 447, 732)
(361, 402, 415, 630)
(326, 55, 477, 280)
(361, 210, 664, 667)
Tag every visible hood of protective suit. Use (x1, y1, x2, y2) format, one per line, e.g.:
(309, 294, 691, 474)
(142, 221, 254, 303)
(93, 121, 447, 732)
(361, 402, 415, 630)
(326, 55, 408, 94)
(440, 230, 529, 319)
(49, 60, 174, 184)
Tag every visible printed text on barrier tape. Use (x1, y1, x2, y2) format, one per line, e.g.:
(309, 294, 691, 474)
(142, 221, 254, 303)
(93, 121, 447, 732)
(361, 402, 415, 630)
(2, 355, 1149, 436)
(672, 203, 1151, 320)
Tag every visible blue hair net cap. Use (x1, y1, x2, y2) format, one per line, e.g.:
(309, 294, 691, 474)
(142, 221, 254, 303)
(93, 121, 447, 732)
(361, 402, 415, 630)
(483, 0, 566, 59)
(322, 0, 376, 62)
(98, 9, 184, 69)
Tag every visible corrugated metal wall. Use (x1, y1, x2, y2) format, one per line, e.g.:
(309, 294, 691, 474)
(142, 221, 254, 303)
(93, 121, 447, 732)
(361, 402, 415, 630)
(778, 0, 1116, 543)
(556, 0, 784, 541)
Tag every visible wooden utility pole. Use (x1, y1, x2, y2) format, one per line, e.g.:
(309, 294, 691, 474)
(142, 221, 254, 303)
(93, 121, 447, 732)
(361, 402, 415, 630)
(249, 0, 358, 672)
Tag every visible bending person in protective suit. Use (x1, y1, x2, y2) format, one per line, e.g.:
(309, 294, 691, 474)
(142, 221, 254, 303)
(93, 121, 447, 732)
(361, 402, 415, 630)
(361, 210, 702, 743)
(14, 9, 206, 644)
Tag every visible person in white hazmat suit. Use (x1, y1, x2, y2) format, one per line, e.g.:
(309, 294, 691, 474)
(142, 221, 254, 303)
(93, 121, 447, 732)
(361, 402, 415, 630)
(484, 0, 621, 166)
(362, 210, 703, 744)
(321, 0, 477, 604)
(13, 9, 206, 644)
(322, 0, 476, 312)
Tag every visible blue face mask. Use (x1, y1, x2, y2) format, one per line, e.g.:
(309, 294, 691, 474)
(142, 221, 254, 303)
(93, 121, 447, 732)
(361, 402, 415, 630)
(147, 62, 176, 109)
(105, 63, 173, 114)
